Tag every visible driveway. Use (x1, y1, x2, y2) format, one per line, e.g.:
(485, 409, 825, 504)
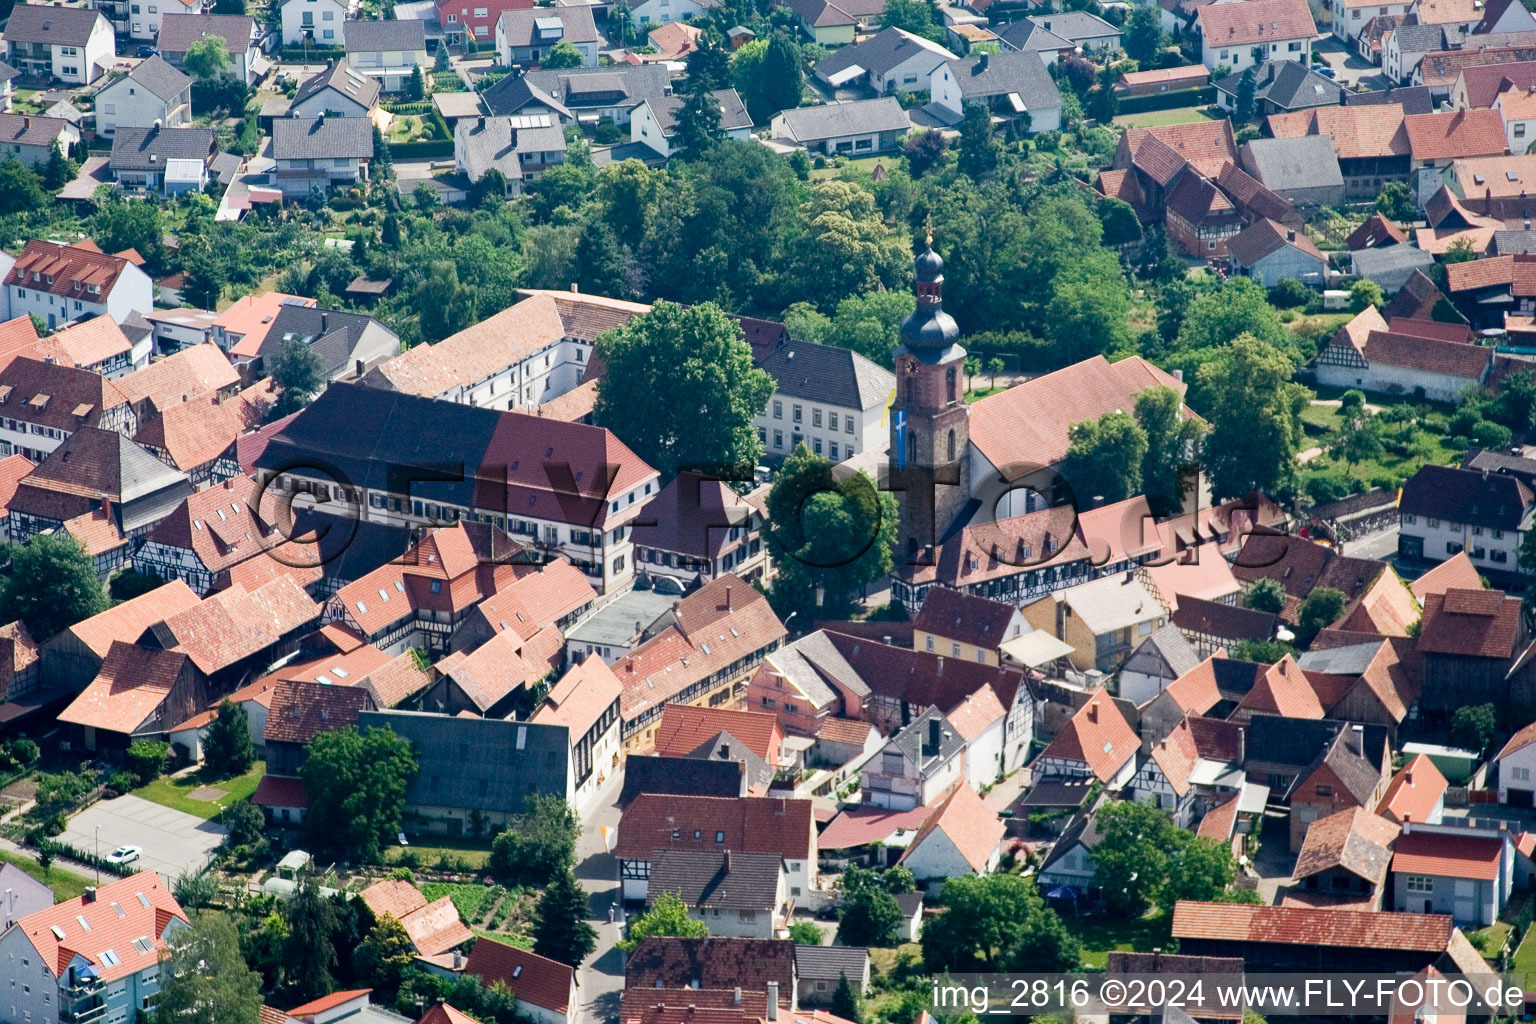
(58, 795, 227, 884)
(1251, 810, 1296, 905)
(575, 772, 626, 1024)
(1313, 36, 1392, 91)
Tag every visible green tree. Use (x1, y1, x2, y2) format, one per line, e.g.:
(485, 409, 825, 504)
(145, 912, 262, 1024)
(787, 180, 912, 311)
(920, 874, 1080, 972)
(573, 219, 629, 299)
(884, 865, 916, 893)
(1123, 2, 1165, 63)
(1093, 799, 1181, 917)
(788, 919, 823, 944)
(1099, 196, 1143, 247)
(957, 102, 1000, 179)
(1061, 410, 1148, 506)
(1296, 586, 1347, 646)
(1175, 276, 1287, 353)
(224, 801, 265, 847)
(126, 740, 170, 786)
(110, 566, 165, 603)
(1198, 335, 1311, 499)
(42, 141, 74, 190)
(1451, 703, 1498, 754)
(831, 974, 864, 1024)
(1233, 67, 1256, 123)
(1164, 836, 1239, 904)
(435, 40, 450, 71)
(673, 88, 723, 160)
(488, 792, 579, 885)
(0, 533, 109, 641)
(1135, 385, 1205, 514)
(765, 446, 898, 621)
(594, 300, 773, 477)
(1328, 398, 1384, 470)
(759, 32, 804, 116)
(838, 885, 904, 947)
(883, 0, 946, 40)
(407, 65, 425, 101)
(0, 158, 48, 213)
(986, 356, 1005, 388)
(283, 876, 338, 1000)
(1350, 278, 1385, 312)
(618, 891, 709, 951)
(358, 914, 417, 1002)
(821, 288, 913, 363)
(270, 339, 326, 417)
(173, 869, 219, 909)
(202, 700, 253, 779)
(543, 40, 586, 69)
(1243, 577, 1286, 614)
(1375, 180, 1415, 222)
(532, 867, 599, 966)
(184, 35, 232, 79)
(1495, 369, 1536, 431)
(91, 198, 165, 271)
(299, 725, 418, 862)
(684, 36, 732, 92)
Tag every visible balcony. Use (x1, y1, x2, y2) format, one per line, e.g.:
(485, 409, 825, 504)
(60, 997, 108, 1024)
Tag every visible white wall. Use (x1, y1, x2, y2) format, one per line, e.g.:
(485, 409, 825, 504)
(283, 0, 348, 45)
(97, 77, 191, 135)
(753, 393, 881, 464)
(1201, 33, 1310, 73)
(1398, 509, 1527, 574)
(1313, 361, 1482, 405)
(902, 827, 998, 882)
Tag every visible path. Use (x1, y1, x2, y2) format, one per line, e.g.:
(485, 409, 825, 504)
(575, 771, 626, 1024)
(1311, 398, 1384, 413)
(1298, 447, 1323, 463)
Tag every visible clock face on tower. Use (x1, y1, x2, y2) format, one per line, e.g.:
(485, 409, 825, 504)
(904, 356, 920, 376)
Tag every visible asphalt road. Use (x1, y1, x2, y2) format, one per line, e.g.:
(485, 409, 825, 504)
(58, 795, 227, 886)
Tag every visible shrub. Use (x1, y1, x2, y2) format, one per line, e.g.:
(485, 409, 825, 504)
(1269, 277, 1310, 308)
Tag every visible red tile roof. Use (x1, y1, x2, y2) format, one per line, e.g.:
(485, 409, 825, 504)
(1392, 830, 1502, 881)
(1236, 655, 1323, 719)
(818, 804, 934, 849)
(221, 292, 316, 359)
(1419, 588, 1522, 659)
(629, 470, 762, 562)
(288, 991, 373, 1018)
(615, 794, 814, 860)
(1497, 719, 1536, 761)
(417, 1006, 482, 1024)
(134, 394, 246, 472)
(1119, 119, 1239, 179)
(143, 475, 284, 574)
(899, 782, 1004, 874)
(251, 773, 307, 809)
(1170, 900, 1453, 951)
(655, 703, 783, 763)
(114, 343, 239, 416)
(1268, 104, 1409, 160)
(1195, 0, 1316, 45)
(0, 356, 130, 434)
(463, 936, 575, 1013)
(911, 586, 1021, 650)
(1039, 688, 1138, 782)
(4, 239, 135, 303)
(60, 578, 202, 658)
(1378, 754, 1448, 824)
(1293, 806, 1400, 883)
(532, 653, 623, 738)
(1403, 109, 1508, 163)
(616, 574, 786, 720)
(17, 870, 187, 983)
(366, 292, 566, 398)
(35, 316, 133, 370)
(263, 678, 376, 744)
(158, 577, 320, 675)
(57, 641, 189, 734)
(1410, 552, 1483, 602)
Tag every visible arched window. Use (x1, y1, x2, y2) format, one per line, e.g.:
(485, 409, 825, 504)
(945, 366, 956, 403)
(947, 429, 956, 461)
(904, 378, 915, 404)
(905, 430, 916, 466)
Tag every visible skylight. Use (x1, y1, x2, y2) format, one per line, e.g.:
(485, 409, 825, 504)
(137, 893, 150, 908)
(51, 925, 65, 940)
(100, 950, 120, 967)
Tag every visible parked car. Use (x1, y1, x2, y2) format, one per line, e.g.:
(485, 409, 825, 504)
(1316, 66, 1336, 78)
(136, 45, 158, 57)
(106, 845, 142, 865)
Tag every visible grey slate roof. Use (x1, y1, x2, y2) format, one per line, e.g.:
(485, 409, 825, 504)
(648, 849, 782, 910)
(1039, 802, 1106, 872)
(358, 709, 570, 813)
(1026, 10, 1120, 40)
(1491, 229, 1536, 255)
(815, 26, 955, 80)
(1215, 60, 1340, 111)
(110, 126, 215, 171)
(1342, 84, 1433, 115)
(942, 52, 1062, 110)
(0, 112, 71, 147)
(0, 60, 19, 86)
(757, 341, 895, 410)
(794, 944, 870, 982)
(1239, 135, 1344, 192)
(110, 55, 191, 102)
(774, 97, 910, 143)
(884, 706, 964, 778)
(294, 59, 381, 111)
(1390, 21, 1448, 52)
(1244, 714, 1389, 774)
(484, 64, 670, 118)
(1350, 242, 1434, 277)
(455, 114, 566, 180)
(497, 6, 599, 47)
(996, 18, 1074, 52)
(262, 304, 391, 377)
(762, 631, 871, 710)
(4, 4, 104, 47)
(272, 116, 375, 160)
(619, 755, 747, 805)
(1123, 622, 1202, 680)
(344, 17, 427, 51)
(1297, 643, 1384, 677)
(155, 13, 257, 53)
(647, 88, 752, 134)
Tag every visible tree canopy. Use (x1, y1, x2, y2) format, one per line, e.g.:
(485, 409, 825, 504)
(618, 890, 709, 951)
(921, 874, 1080, 972)
(299, 725, 418, 862)
(146, 912, 263, 1024)
(0, 533, 109, 641)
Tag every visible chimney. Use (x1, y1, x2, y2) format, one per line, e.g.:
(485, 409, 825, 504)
(936, 656, 944, 675)
(733, 988, 743, 1007)
(1088, 700, 1099, 722)
(320, 312, 328, 332)
(724, 584, 732, 610)
(453, 950, 464, 969)
(976, 52, 989, 73)
(84, 886, 96, 903)
(1172, 368, 1183, 381)
(1237, 725, 1245, 766)
(928, 717, 941, 751)
(767, 983, 780, 1022)
(883, 635, 892, 645)
(1348, 723, 1364, 756)
(21, 117, 28, 130)
(723, 849, 732, 872)
(1287, 229, 1296, 242)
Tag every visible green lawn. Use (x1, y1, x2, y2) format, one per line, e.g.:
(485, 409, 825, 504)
(1512, 928, 1536, 985)
(385, 836, 494, 870)
(1112, 106, 1218, 129)
(132, 761, 265, 820)
(809, 155, 893, 178)
(422, 881, 492, 921)
(1298, 396, 1462, 493)
(1469, 920, 1512, 959)
(1068, 912, 1174, 969)
(0, 848, 94, 903)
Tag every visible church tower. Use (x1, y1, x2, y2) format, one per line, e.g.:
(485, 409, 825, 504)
(891, 224, 969, 564)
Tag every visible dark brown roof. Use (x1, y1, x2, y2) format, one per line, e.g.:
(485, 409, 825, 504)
(1170, 595, 1278, 642)
(1401, 464, 1534, 531)
(911, 586, 1019, 649)
(262, 678, 376, 744)
(624, 936, 795, 992)
(1419, 588, 1522, 659)
(615, 794, 814, 860)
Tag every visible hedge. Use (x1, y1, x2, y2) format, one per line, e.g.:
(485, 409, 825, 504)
(382, 100, 435, 115)
(389, 139, 454, 159)
(277, 44, 345, 61)
(1114, 85, 1217, 114)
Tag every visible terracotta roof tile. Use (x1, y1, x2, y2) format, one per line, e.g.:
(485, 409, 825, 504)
(655, 703, 782, 762)
(288, 990, 373, 1017)
(615, 794, 814, 860)
(1347, 213, 1409, 250)
(1236, 655, 1323, 718)
(1419, 588, 1521, 658)
(217, 292, 316, 359)
(1120, 119, 1239, 178)
(1170, 900, 1453, 950)
(1409, 552, 1483, 601)
(1392, 831, 1501, 880)
(62, 578, 202, 659)
(15, 870, 186, 984)
(912, 587, 1021, 650)
(622, 936, 795, 993)
(114, 343, 239, 415)
(251, 774, 307, 809)
(1196, 0, 1315, 45)
(263, 678, 376, 744)
(1039, 687, 1138, 782)
(365, 292, 567, 398)
(1403, 109, 1508, 163)
(818, 804, 933, 849)
(1378, 753, 1448, 824)
(464, 937, 574, 1012)
(360, 878, 426, 921)
(1293, 806, 1400, 882)
(1268, 104, 1409, 160)
(899, 783, 1004, 873)
(629, 471, 762, 563)
(532, 653, 622, 737)
(57, 641, 189, 734)
(35, 316, 132, 369)
(4, 240, 135, 304)
(356, 650, 432, 708)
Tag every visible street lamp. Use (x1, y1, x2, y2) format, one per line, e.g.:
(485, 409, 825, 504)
(94, 825, 99, 886)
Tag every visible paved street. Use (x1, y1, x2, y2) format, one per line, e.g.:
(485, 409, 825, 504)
(1341, 522, 1401, 563)
(58, 795, 227, 885)
(576, 772, 626, 1024)
(1313, 36, 1393, 91)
